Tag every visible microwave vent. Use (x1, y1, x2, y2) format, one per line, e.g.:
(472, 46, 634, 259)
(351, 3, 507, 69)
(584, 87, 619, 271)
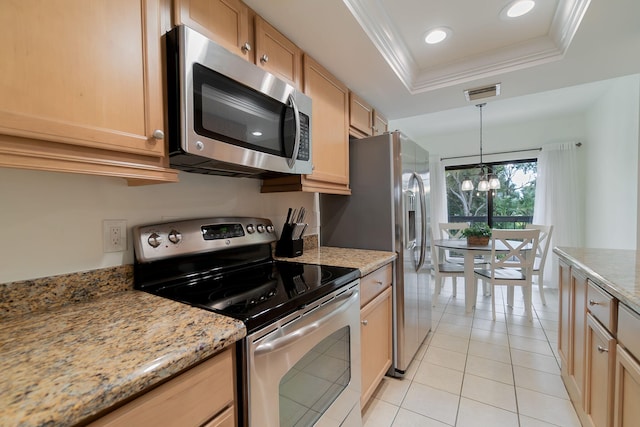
(464, 83, 501, 101)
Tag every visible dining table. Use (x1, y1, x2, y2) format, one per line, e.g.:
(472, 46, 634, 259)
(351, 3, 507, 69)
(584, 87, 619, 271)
(432, 238, 532, 313)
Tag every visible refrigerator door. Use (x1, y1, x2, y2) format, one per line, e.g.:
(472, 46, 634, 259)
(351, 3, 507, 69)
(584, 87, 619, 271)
(319, 131, 431, 377)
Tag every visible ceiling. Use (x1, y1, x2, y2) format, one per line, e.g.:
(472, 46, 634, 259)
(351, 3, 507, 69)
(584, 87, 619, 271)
(243, 0, 640, 138)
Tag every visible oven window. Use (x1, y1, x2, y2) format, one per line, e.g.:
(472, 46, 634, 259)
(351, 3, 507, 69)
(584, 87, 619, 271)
(193, 63, 294, 157)
(279, 327, 351, 427)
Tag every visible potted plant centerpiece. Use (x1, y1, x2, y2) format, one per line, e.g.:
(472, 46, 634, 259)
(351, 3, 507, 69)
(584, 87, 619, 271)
(461, 223, 492, 246)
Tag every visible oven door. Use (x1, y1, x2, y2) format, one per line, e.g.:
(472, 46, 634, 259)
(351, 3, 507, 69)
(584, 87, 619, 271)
(245, 281, 361, 427)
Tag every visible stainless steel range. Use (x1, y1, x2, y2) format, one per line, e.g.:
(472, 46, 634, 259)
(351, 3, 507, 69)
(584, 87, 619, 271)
(133, 217, 362, 427)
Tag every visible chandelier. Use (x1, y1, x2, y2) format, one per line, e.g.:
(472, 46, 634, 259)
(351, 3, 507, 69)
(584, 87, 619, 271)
(461, 103, 500, 192)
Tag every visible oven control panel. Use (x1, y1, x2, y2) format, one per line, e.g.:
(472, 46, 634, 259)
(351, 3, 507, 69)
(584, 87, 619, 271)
(133, 217, 276, 262)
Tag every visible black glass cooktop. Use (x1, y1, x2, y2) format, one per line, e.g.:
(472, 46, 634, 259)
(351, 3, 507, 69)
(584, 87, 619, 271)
(134, 245, 359, 333)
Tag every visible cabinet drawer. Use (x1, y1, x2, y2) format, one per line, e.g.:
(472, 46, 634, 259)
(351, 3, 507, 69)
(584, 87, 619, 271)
(90, 348, 234, 427)
(618, 304, 640, 357)
(360, 263, 392, 307)
(587, 280, 617, 332)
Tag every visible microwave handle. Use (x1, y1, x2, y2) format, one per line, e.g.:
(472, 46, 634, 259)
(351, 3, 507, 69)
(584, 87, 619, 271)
(287, 94, 301, 169)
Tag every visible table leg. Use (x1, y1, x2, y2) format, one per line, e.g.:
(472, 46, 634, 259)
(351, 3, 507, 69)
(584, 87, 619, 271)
(464, 252, 475, 313)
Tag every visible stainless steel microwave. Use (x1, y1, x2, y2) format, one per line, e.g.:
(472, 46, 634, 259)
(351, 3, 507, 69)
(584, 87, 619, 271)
(165, 25, 312, 177)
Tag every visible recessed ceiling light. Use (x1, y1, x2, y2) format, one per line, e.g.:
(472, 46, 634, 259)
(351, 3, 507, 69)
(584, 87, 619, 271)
(424, 27, 451, 44)
(502, 0, 536, 19)
(251, 131, 263, 137)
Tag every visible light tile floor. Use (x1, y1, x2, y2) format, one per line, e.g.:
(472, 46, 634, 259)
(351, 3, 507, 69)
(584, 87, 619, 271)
(362, 279, 582, 427)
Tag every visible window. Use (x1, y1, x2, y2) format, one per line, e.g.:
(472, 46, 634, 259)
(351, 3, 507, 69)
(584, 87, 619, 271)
(445, 160, 537, 229)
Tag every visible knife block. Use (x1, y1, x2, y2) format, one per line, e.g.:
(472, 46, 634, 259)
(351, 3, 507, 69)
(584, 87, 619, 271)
(275, 223, 304, 257)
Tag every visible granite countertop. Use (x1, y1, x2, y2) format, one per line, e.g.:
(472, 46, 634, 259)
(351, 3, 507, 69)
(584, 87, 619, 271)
(0, 291, 245, 427)
(279, 246, 397, 276)
(1, 245, 395, 426)
(554, 246, 640, 313)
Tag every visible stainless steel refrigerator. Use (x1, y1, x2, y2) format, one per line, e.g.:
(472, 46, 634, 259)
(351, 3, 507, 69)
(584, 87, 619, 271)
(320, 131, 431, 377)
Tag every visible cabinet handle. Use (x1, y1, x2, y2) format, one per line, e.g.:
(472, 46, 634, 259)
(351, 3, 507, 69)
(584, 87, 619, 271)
(152, 129, 165, 140)
(375, 280, 383, 285)
(597, 345, 609, 353)
(260, 54, 269, 64)
(361, 320, 368, 326)
(589, 299, 600, 306)
(241, 42, 251, 54)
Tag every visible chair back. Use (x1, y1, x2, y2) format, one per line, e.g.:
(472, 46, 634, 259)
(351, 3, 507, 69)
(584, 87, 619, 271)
(439, 222, 468, 239)
(490, 229, 540, 272)
(525, 224, 554, 270)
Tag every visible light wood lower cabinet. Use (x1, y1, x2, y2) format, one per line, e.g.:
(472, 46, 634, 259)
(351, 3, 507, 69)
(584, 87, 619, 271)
(585, 313, 616, 427)
(0, 0, 178, 185)
(614, 304, 640, 427)
(556, 254, 640, 427)
(360, 263, 393, 407)
(559, 261, 588, 404)
(90, 347, 236, 427)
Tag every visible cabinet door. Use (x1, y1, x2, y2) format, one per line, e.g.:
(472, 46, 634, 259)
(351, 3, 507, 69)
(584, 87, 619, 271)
(372, 110, 388, 136)
(0, 0, 165, 158)
(302, 55, 350, 191)
(174, 0, 251, 60)
(349, 92, 373, 138)
(585, 313, 616, 427)
(614, 345, 640, 427)
(254, 16, 302, 89)
(570, 268, 588, 403)
(558, 259, 572, 368)
(360, 286, 392, 407)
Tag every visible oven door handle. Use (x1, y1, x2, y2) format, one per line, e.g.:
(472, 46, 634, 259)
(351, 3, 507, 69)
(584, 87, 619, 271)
(254, 289, 359, 356)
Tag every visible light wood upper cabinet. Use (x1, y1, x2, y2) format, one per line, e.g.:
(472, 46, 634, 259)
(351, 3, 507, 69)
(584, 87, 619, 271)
(174, 0, 252, 60)
(349, 91, 388, 138)
(174, 0, 302, 89)
(0, 0, 178, 185)
(261, 54, 351, 195)
(254, 16, 302, 89)
(373, 110, 389, 136)
(349, 92, 373, 138)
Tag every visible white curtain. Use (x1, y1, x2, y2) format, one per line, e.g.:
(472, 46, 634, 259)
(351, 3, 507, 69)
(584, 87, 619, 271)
(430, 156, 448, 240)
(533, 142, 584, 287)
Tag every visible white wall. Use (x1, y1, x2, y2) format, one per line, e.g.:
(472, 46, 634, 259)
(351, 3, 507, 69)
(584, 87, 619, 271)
(395, 74, 640, 251)
(0, 168, 317, 283)
(583, 74, 640, 249)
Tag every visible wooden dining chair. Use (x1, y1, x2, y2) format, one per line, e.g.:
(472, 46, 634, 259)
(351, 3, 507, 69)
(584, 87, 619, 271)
(525, 224, 554, 306)
(473, 229, 540, 320)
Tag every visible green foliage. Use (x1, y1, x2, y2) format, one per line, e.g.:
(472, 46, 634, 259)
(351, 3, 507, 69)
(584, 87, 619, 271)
(461, 223, 492, 237)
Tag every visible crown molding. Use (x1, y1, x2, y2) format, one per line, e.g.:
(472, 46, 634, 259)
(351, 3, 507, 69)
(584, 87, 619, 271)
(343, 0, 592, 94)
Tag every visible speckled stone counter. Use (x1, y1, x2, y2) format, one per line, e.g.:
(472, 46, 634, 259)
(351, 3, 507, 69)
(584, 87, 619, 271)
(278, 246, 397, 276)
(0, 291, 245, 427)
(554, 247, 640, 313)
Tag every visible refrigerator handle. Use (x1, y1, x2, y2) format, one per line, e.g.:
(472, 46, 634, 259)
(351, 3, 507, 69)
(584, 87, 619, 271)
(409, 173, 427, 271)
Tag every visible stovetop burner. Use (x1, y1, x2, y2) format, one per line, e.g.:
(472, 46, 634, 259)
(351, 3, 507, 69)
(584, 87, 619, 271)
(132, 217, 360, 333)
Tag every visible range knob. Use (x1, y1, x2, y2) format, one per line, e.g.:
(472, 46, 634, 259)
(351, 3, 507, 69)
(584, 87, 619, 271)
(256, 224, 265, 233)
(168, 230, 182, 244)
(246, 224, 255, 234)
(266, 224, 274, 233)
(147, 232, 163, 248)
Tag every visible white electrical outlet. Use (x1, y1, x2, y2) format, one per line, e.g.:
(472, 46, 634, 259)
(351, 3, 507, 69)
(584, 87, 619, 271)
(103, 220, 127, 252)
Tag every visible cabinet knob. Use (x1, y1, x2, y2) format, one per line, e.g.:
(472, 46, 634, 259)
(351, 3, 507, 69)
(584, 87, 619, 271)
(588, 299, 600, 306)
(361, 320, 368, 326)
(260, 54, 269, 64)
(152, 129, 164, 140)
(597, 345, 609, 353)
(241, 42, 251, 54)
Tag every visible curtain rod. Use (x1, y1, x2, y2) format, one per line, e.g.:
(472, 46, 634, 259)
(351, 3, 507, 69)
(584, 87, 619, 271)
(440, 142, 582, 161)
